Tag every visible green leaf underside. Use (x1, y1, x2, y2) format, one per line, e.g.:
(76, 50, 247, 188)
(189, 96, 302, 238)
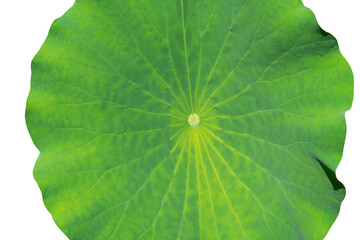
(26, 0, 353, 239)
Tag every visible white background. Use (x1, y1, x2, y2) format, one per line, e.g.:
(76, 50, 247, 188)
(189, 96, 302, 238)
(0, 0, 358, 239)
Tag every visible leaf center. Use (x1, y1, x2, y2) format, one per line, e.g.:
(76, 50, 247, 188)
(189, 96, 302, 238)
(188, 113, 200, 127)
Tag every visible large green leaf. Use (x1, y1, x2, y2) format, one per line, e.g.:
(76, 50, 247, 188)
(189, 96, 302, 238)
(26, 0, 353, 239)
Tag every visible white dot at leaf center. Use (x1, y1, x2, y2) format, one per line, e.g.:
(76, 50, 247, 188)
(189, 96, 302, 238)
(188, 113, 200, 127)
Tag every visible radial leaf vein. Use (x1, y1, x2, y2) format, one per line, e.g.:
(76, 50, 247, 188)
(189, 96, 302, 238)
(176, 133, 191, 239)
(198, 14, 265, 115)
(181, 0, 194, 112)
(197, 0, 249, 111)
(202, 128, 312, 219)
(199, 129, 247, 238)
(151, 130, 189, 240)
(77, 9, 189, 116)
(165, 10, 191, 113)
(196, 131, 219, 239)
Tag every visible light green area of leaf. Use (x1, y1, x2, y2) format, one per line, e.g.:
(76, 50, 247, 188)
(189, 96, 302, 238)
(26, 0, 353, 239)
